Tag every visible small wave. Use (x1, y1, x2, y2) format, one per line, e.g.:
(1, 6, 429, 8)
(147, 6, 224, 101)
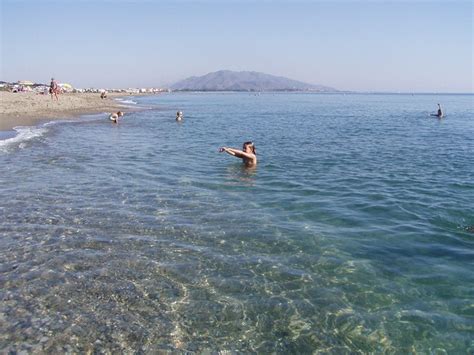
(0, 126, 49, 152)
(115, 98, 138, 105)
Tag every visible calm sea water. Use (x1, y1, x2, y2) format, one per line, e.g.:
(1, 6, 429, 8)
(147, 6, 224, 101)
(1, 93, 473, 353)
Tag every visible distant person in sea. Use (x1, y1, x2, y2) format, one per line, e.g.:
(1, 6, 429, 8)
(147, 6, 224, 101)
(49, 78, 59, 100)
(437, 103, 443, 118)
(176, 111, 183, 121)
(431, 103, 443, 118)
(109, 111, 124, 123)
(219, 141, 257, 167)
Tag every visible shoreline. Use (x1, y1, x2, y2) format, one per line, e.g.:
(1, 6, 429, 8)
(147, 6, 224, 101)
(0, 92, 150, 132)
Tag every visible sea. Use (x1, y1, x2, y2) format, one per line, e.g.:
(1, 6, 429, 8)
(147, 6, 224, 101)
(1, 92, 473, 353)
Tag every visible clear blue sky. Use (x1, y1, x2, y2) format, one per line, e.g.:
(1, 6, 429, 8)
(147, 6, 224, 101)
(1, 0, 472, 92)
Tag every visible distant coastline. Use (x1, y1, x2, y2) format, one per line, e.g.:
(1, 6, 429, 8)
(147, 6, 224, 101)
(172, 88, 339, 93)
(172, 91, 472, 95)
(342, 91, 474, 95)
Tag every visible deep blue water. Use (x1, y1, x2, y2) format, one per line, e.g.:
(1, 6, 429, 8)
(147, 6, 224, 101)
(1, 93, 473, 353)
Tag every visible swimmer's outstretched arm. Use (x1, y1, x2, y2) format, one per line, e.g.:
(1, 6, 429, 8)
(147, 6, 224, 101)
(219, 147, 253, 159)
(220, 147, 236, 156)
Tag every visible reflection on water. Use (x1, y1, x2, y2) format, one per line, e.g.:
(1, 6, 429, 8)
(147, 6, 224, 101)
(1, 93, 473, 353)
(223, 164, 257, 186)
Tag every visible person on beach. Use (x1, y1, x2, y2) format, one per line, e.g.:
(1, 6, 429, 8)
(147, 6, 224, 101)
(100, 91, 107, 99)
(219, 141, 257, 167)
(176, 111, 183, 121)
(49, 78, 59, 100)
(109, 111, 124, 123)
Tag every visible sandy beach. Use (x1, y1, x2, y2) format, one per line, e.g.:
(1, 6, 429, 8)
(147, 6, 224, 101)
(0, 92, 131, 131)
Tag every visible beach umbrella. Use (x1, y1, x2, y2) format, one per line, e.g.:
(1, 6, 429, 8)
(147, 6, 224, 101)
(59, 83, 73, 89)
(18, 80, 34, 86)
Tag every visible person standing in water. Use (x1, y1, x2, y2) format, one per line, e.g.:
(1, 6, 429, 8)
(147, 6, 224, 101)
(109, 111, 124, 123)
(431, 103, 443, 118)
(176, 111, 183, 121)
(219, 141, 257, 167)
(437, 103, 443, 118)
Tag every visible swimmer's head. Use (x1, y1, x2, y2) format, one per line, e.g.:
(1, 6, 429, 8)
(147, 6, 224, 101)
(117, 111, 124, 117)
(243, 141, 256, 154)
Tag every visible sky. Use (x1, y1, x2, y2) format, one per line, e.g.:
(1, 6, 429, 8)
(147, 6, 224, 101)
(1, 0, 472, 92)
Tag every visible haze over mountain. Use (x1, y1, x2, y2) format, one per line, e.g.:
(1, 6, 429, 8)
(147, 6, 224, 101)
(170, 70, 337, 92)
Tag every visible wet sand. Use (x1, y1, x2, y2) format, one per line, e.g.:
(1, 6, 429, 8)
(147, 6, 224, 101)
(0, 92, 133, 131)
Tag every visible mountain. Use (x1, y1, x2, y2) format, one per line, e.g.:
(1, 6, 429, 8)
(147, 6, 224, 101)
(170, 70, 337, 92)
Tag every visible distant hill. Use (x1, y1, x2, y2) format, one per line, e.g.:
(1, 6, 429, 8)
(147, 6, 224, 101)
(170, 70, 337, 92)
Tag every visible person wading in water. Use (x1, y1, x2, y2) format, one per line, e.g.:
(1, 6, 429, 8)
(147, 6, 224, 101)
(219, 141, 257, 167)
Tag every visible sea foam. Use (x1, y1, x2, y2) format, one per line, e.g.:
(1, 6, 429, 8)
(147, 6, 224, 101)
(115, 98, 138, 105)
(0, 126, 48, 152)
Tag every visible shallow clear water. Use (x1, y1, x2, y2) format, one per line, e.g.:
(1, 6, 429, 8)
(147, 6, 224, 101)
(1, 93, 473, 353)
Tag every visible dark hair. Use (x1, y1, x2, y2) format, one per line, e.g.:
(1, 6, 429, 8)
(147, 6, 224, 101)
(243, 141, 256, 155)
